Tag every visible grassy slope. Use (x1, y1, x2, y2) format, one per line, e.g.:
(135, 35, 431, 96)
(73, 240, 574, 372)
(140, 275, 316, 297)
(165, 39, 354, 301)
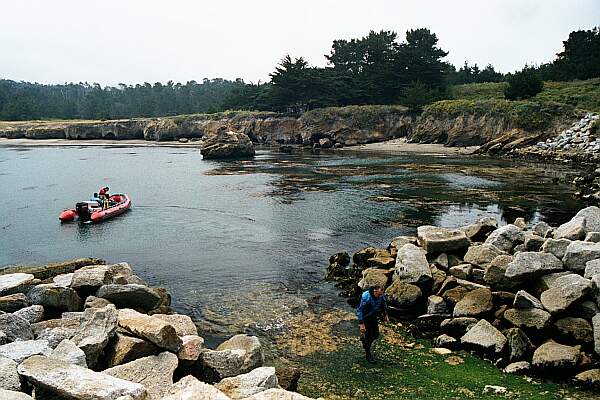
(296, 324, 596, 400)
(452, 78, 600, 113)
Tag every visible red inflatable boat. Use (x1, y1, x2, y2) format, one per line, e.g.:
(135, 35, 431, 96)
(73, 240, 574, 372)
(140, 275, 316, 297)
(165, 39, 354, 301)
(59, 194, 132, 223)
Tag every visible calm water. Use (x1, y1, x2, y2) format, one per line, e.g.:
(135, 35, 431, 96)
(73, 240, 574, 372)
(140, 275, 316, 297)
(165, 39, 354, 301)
(0, 144, 583, 344)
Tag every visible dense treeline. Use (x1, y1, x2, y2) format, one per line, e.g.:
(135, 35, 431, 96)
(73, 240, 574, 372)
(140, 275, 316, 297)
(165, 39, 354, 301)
(0, 27, 598, 120)
(0, 78, 246, 120)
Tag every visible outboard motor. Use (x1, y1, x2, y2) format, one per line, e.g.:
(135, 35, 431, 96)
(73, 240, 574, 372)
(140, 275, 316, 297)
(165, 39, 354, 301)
(75, 202, 91, 222)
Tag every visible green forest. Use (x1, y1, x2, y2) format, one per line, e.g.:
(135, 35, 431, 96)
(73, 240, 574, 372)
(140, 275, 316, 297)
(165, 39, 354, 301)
(0, 27, 598, 121)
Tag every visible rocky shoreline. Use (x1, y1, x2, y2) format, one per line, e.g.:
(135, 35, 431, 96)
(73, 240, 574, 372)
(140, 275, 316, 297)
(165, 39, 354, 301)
(0, 259, 317, 400)
(327, 206, 600, 390)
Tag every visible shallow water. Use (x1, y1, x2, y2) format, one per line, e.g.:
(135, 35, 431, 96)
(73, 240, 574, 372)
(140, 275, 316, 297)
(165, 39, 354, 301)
(0, 145, 583, 346)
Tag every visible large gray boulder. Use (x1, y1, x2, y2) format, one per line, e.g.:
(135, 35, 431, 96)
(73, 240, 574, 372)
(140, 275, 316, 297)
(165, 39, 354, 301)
(104, 352, 179, 400)
(201, 129, 255, 159)
(453, 288, 493, 318)
(216, 334, 264, 374)
(385, 280, 422, 309)
(178, 335, 205, 362)
(0, 356, 21, 391)
(504, 252, 563, 282)
(463, 244, 505, 268)
(554, 317, 593, 345)
(201, 349, 248, 382)
(483, 255, 515, 289)
(394, 244, 431, 284)
(0, 293, 28, 313)
(593, 314, 600, 356)
(585, 259, 600, 278)
(416, 226, 470, 254)
(562, 241, 600, 271)
(427, 295, 448, 315)
(541, 238, 572, 259)
(118, 309, 181, 352)
(575, 206, 600, 234)
(71, 305, 118, 368)
(554, 217, 586, 240)
(513, 290, 543, 310)
(0, 273, 36, 297)
(31, 315, 82, 348)
(357, 268, 390, 290)
(17, 355, 146, 400)
(105, 333, 159, 368)
(152, 314, 198, 337)
(505, 328, 534, 363)
(460, 217, 498, 241)
(0, 389, 33, 400)
(70, 265, 113, 294)
(532, 221, 553, 238)
(216, 367, 278, 399)
(460, 319, 506, 354)
(485, 224, 523, 252)
(440, 317, 478, 337)
(49, 339, 87, 368)
(503, 308, 552, 331)
(540, 274, 592, 314)
(13, 305, 44, 324)
(532, 341, 581, 371)
(162, 375, 231, 400)
(0, 340, 52, 363)
(27, 284, 82, 312)
(0, 314, 33, 342)
(96, 284, 161, 311)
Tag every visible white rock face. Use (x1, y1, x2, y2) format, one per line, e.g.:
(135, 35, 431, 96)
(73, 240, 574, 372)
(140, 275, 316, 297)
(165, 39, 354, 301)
(0, 356, 21, 391)
(0, 273, 36, 296)
(0, 389, 33, 400)
(49, 339, 87, 368)
(216, 367, 278, 399)
(153, 314, 198, 336)
(104, 352, 179, 400)
(554, 217, 586, 241)
(178, 335, 205, 361)
(562, 241, 600, 271)
(17, 355, 147, 400)
(117, 308, 181, 352)
(0, 340, 52, 363)
(71, 304, 118, 369)
(243, 388, 317, 399)
(417, 226, 470, 254)
(162, 375, 231, 400)
(485, 224, 523, 252)
(460, 319, 506, 354)
(394, 244, 432, 284)
(540, 274, 592, 314)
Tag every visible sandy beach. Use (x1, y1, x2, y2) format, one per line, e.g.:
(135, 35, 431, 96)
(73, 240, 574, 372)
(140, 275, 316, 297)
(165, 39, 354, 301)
(0, 137, 480, 156)
(342, 137, 479, 155)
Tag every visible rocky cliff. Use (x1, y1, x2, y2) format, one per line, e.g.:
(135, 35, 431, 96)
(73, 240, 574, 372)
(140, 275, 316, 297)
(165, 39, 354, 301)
(0, 106, 413, 147)
(0, 102, 585, 156)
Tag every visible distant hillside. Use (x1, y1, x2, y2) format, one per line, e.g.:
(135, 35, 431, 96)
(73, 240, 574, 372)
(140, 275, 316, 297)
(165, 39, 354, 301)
(452, 78, 600, 112)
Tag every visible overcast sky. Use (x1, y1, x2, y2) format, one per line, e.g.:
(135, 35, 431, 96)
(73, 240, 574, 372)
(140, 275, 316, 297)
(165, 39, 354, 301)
(1, 0, 598, 86)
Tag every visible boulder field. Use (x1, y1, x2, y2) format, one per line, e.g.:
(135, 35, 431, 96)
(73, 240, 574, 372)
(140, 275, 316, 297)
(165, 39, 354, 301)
(327, 205, 600, 389)
(0, 258, 316, 400)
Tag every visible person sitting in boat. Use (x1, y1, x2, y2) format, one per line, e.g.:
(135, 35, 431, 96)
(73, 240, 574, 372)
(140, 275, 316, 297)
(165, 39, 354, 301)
(91, 193, 102, 208)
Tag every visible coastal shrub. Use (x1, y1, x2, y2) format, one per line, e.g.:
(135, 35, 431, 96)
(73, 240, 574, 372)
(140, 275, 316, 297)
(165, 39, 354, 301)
(504, 67, 544, 100)
(301, 105, 409, 128)
(423, 99, 574, 132)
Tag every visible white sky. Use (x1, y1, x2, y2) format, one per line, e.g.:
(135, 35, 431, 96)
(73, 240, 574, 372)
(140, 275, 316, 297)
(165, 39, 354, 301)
(1, 0, 598, 86)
